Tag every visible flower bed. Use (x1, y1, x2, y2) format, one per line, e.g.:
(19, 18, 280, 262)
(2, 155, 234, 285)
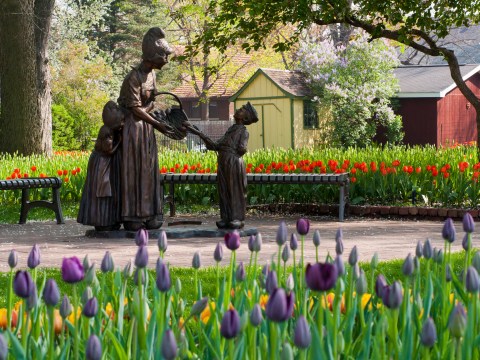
(0, 215, 478, 359)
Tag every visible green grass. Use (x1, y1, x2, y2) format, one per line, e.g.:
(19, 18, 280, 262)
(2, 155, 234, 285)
(0, 251, 469, 308)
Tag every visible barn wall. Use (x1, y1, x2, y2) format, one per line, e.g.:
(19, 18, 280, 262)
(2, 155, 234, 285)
(293, 99, 323, 149)
(437, 74, 480, 146)
(396, 98, 438, 146)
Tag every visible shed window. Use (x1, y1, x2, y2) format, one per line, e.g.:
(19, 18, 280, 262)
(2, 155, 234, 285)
(303, 100, 319, 129)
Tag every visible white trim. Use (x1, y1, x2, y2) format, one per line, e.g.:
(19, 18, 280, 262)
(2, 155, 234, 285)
(439, 65, 480, 96)
(396, 92, 441, 98)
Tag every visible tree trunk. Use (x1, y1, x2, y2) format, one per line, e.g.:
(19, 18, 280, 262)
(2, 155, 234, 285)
(0, 0, 54, 155)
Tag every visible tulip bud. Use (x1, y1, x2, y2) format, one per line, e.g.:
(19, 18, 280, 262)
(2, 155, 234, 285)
(442, 218, 456, 243)
(414, 256, 420, 273)
(353, 263, 360, 280)
(27, 244, 40, 269)
(224, 230, 241, 251)
(473, 252, 480, 273)
(356, 270, 368, 295)
(402, 253, 414, 277)
(382, 281, 403, 309)
(175, 278, 182, 294)
(86, 334, 102, 360)
(348, 245, 358, 266)
(0, 333, 7, 360)
(423, 239, 433, 259)
(135, 228, 149, 246)
(290, 233, 298, 251)
(192, 252, 201, 269)
(449, 303, 467, 338)
(296, 218, 310, 235)
(414, 241, 423, 259)
(421, 318, 437, 348)
(247, 235, 255, 252)
(84, 264, 97, 285)
(282, 244, 290, 263)
(335, 230, 344, 255)
(43, 278, 60, 306)
(83, 297, 98, 318)
(62, 257, 84, 284)
(81, 286, 93, 306)
(190, 297, 208, 317)
(375, 274, 388, 298)
(446, 263, 452, 282)
(135, 246, 149, 268)
(236, 262, 246, 283)
(280, 343, 294, 360)
(286, 273, 295, 291)
(83, 254, 92, 270)
(214, 242, 223, 262)
(123, 259, 133, 278)
(312, 230, 321, 247)
(161, 329, 177, 360)
(335, 256, 345, 277)
(266, 270, 278, 294)
(27, 286, 38, 311)
(220, 309, 241, 339)
(434, 248, 443, 264)
(294, 315, 311, 349)
(462, 233, 470, 252)
(250, 303, 263, 327)
(101, 251, 115, 273)
(370, 252, 379, 269)
(252, 233, 262, 252)
(156, 258, 171, 292)
(466, 266, 480, 292)
(158, 230, 168, 252)
(305, 263, 338, 292)
(463, 212, 475, 233)
(13, 270, 34, 299)
(259, 264, 269, 288)
(8, 250, 18, 269)
(276, 221, 288, 245)
(265, 288, 295, 322)
(59, 295, 72, 319)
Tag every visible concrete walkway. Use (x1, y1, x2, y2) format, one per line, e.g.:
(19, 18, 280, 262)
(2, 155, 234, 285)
(0, 214, 472, 272)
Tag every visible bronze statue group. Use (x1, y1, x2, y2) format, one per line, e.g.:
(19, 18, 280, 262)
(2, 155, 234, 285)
(77, 27, 258, 232)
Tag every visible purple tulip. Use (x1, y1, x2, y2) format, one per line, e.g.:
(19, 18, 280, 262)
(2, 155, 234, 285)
(402, 253, 414, 276)
(214, 242, 223, 262)
(382, 281, 403, 309)
(466, 266, 480, 293)
(135, 228, 149, 246)
(135, 245, 149, 268)
(220, 309, 241, 339)
(290, 233, 298, 251)
(305, 263, 338, 292)
(13, 270, 34, 298)
(8, 249, 18, 269)
(26, 286, 38, 311)
(375, 274, 388, 298)
(101, 251, 114, 273)
(423, 239, 433, 259)
(248, 235, 255, 252)
(421, 318, 437, 348)
(43, 278, 60, 306)
(446, 264, 452, 282)
(250, 303, 263, 326)
(463, 212, 475, 233)
(224, 231, 241, 251)
(282, 244, 290, 263)
(236, 262, 245, 282)
(158, 230, 168, 252)
(86, 334, 102, 360)
(449, 303, 467, 338)
(266, 269, 278, 294)
(294, 315, 311, 349)
(348, 245, 358, 266)
(161, 329, 177, 360)
(156, 258, 171, 292)
(83, 297, 98, 318)
(335, 256, 345, 276)
(296, 218, 310, 235)
(335, 230, 344, 255)
(192, 252, 201, 269)
(313, 229, 321, 247)
(248, 233, 262, 252)
(27, 244, 40, 269)
(59, 295, 72, 319)
(265, 288, 295, 322)
(61, 257, 84, 283)
(416, 241, 423, 258)
(123, 259, 133, 278)
(276, 221, 288, 245)
(442, 218, 456, 243)
(462, 233, 470, 251)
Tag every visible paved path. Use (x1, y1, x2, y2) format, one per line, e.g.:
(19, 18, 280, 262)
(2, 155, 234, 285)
(0, 214, 472, 272)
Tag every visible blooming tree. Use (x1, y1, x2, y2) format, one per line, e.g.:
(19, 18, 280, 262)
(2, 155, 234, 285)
(297, 31, 403, 147)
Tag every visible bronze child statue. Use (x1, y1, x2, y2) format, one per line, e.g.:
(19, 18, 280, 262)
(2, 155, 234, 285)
(185, 102, 259, 229)
(77, 101, 124, 231)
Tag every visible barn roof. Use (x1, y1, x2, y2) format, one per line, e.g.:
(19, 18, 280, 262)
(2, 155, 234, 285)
(230, 68, 313, 101)
(395, 64, 480, 98)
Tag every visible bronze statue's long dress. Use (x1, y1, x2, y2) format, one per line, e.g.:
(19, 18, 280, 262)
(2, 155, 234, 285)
(216, 124, 249, 223)
(117, 66, 163, 223)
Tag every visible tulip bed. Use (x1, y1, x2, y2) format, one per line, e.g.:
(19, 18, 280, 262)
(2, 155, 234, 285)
(0, 144, 479, 214)
(0, 215, 479, 359)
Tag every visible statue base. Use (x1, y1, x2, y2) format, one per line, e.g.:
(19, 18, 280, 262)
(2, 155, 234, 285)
(85, 227, 258, 239)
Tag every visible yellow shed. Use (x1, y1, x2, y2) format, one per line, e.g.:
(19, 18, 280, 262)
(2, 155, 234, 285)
(230, 68, 322, 151)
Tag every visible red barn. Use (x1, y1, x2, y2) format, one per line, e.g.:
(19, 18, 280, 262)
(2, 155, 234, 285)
(394, 64, 480, 147)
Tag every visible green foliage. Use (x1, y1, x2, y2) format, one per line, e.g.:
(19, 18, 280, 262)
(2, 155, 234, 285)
(52, 104, 76, 150)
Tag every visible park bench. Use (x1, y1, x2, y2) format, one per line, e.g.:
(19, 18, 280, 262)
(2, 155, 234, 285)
(160, 173, 350, 221)
(0, 177, 64, 224)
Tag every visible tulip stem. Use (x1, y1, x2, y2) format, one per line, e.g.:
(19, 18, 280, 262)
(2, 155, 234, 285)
(48, 306, 55, 359)
(224, 251, 236, 313)
(194, 268, 199, 300)
(216, 262, 220, 300)
(317, 292, 324, 348)
(73, 285, 79, 360)
(277, 245, 282, 277)
(250, 327, 257, 360)
(22, 309, 30, 350)
(138, 269, 147, 355)
(301, 235, 305, 314)
(228, 339, 234, 360)
(7, 269, 13, 331)
(269, 322, 277, 360)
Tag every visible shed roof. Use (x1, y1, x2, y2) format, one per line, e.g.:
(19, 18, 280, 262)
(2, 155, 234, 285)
(395, 64, 480, 98)
(230, 68, 313, 101)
